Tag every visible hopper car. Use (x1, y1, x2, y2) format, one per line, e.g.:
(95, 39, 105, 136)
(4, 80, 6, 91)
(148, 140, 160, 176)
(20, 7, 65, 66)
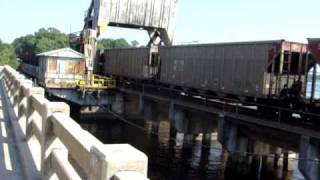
(99, 40, 316, 110)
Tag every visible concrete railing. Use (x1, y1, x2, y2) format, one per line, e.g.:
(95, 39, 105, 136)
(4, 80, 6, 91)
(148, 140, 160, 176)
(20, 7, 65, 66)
(0, 66, 148, 180)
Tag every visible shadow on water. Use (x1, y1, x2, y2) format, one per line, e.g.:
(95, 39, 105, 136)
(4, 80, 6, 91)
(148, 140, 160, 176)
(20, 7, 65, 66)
(74, 96, 304, 180)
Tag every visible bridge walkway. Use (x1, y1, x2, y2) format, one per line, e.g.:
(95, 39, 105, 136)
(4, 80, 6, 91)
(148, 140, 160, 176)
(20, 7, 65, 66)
(0, 65, 149, 180)
(0, 80, 40, 180)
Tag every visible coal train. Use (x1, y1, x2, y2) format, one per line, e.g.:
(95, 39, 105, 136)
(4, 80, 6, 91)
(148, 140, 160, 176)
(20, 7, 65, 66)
(97, 39, 320, 111)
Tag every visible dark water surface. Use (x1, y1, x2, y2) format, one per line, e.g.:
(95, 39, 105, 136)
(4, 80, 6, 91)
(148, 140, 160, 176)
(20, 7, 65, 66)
(77, 100, 303, 180)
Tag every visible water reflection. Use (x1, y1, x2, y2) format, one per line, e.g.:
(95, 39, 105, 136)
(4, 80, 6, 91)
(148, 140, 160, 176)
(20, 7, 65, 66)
(78, 97, 303, 180)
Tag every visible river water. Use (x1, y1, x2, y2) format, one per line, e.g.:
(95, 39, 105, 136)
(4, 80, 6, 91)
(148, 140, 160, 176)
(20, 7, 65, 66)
(77, 98, 304, 180)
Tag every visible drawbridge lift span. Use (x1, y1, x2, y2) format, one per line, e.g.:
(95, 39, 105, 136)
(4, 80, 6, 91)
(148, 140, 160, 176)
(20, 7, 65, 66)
(73, 0, 178, 90)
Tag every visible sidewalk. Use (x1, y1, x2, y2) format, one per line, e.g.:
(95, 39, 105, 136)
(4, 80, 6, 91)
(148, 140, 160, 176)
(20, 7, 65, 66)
(0, 80, 40, 180)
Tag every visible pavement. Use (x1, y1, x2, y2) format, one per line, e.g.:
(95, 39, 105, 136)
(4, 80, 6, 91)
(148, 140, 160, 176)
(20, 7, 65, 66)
(0, 80, 41, 180)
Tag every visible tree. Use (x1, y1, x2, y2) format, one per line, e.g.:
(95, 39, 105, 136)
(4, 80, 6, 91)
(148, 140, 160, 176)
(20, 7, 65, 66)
(97, 39, 114, 51)
(97, 38, 135, 51)
(13, 35, 36, 62)
(0, 40, 19, 69)
(33, 28, 69, 54)
(131, 40, 139, 47)
(112, 38, 130, 48)
(12, 28, 139, 61)
(12, 28, 69, 62)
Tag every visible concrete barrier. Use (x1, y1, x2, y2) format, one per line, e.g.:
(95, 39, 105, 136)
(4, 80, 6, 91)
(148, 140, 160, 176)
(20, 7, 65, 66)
(0, 65, 149, 180)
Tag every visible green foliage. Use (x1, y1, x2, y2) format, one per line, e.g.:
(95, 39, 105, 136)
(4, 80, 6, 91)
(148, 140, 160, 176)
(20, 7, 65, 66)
(12, 27, 139, 61)
(12, 28, 69, 61)
(0, 40, 19, 69)
(97, 38, 133, 51)
(12, 35, 36, 62)
(131, 40, 139, 47)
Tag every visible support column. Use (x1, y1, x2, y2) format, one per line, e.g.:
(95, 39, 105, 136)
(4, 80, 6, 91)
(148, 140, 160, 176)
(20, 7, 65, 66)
(175, 133, 184, 147)
(169, 102, 177, 147)
(138, 95, 144, 115)
(298, 136, 320, 180)
(168, 102, 189, 135)
(111, 93, 124, 115)
(202, 133, 212, 147)
(200, 133, 211, 171)
(151, 121, 159, 136)
(143, 100, 158, 121)
(238, 137, 249, 153)
(169, 125, 177, 141)
(311, 64, 317, 101)
(218, 114, 241, 152)
(217, 114, 225, 143)
(183, 134, 194, 149)
(273, 148, 282, 169)
(274, 154, 280, 168)
(283, 151, 289, 172)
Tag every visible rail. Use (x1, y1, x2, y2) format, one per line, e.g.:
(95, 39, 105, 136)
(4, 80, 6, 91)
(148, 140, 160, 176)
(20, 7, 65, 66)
(1, 65, 148, 180)
(121, 82, 320, 132)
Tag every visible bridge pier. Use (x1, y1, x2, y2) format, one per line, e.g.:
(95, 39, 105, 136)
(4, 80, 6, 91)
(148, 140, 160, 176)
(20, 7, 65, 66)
(218, 114, 254, 175)
(151, 121, 159, 135)
(169, 103, 189, 133)
(170, 105, 202, 148)
(299, 136, 320, 180)
(168, 103, 191, 147)
(138, 94, 144, 115)
(143, 99, 158, 122)
(183, 134, 195, 148)
(202, 133, 212, 147)
(111, 93, 125, 115)
(283, 151, 289, 172)
(218, 114, 241, 152)
(218, 114, 300, 176)
(273, 148, 282, 169)
(141, 99, 160, 137)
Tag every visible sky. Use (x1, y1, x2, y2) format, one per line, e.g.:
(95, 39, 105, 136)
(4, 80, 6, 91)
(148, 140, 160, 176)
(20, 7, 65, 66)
(0, 0, 319, 45)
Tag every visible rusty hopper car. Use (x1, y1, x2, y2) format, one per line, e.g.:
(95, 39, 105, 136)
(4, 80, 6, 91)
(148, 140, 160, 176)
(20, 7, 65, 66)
(159, 40, 308, 99)
(103, 47, 159, 80)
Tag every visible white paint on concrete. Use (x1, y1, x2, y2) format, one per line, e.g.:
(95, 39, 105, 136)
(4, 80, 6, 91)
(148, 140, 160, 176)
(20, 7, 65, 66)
(0, 66, 149, 180)
(113, 171, 149, 180)
(1, 121, 7, 138)
(0, 110, 3, 119)
(3, 143, 13, 171)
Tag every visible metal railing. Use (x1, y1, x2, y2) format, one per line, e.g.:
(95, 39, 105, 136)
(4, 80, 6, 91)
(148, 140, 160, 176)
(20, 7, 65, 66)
(1, 66, 148, 180)
(76, 74, 116, 90)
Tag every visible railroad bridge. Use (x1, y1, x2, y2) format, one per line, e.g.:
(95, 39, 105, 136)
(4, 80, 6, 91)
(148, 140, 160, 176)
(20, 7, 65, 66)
(3, 58, 320, 180)
(114, 83, 320, 180)
(12, 61, 320, 180)
(0, 65, 148, 180)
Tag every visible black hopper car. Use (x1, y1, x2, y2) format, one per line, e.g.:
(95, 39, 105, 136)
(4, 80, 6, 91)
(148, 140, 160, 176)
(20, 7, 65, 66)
(97, 39, 320, 117)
